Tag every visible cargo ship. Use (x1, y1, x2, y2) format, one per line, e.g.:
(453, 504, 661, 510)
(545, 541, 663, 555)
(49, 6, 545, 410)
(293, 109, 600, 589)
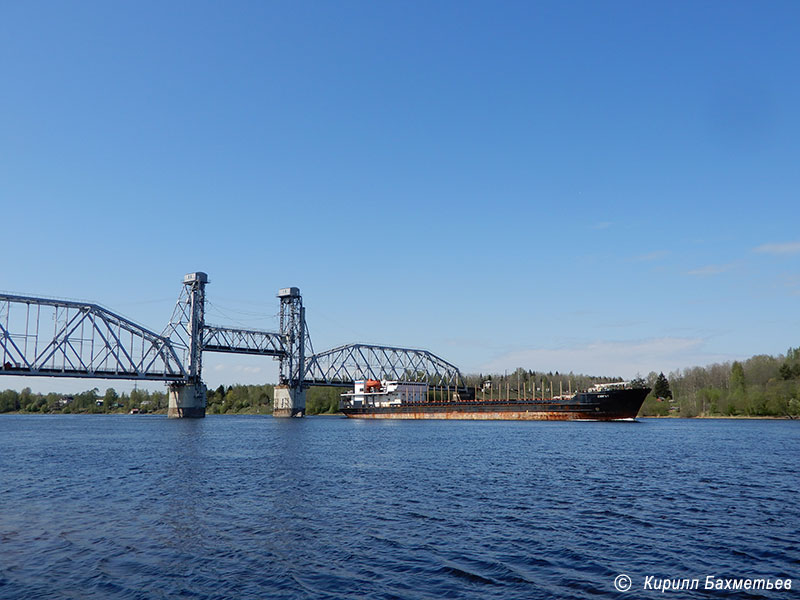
(340, 380, 650, 421)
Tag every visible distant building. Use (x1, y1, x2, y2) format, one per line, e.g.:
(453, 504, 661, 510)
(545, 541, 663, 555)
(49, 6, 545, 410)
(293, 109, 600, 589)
(59, 396, 74, 407)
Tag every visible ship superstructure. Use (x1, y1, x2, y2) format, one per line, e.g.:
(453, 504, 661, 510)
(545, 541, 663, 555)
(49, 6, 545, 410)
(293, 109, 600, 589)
(340, 379, 429, 408)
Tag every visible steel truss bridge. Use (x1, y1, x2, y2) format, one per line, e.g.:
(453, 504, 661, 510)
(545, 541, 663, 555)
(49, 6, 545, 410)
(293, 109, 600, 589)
(304, 343, 461, 387)
(0, 273, 463, 394)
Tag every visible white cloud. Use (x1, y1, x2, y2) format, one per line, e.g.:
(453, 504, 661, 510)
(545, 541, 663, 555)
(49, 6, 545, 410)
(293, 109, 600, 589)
(777, 274, 800, 296)
(480, 337, 733, 379)
(592, 221, 612, 230)
(632, 250, 669, 262)
(753, 241, 800, 255)
(687, 263, 735, 276)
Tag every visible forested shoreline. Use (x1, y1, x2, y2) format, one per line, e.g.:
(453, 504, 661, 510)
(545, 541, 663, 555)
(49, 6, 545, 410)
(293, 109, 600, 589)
(0, 383, 342, 416)
(2, 347, 799, 418)
(640, 347, 800, 417)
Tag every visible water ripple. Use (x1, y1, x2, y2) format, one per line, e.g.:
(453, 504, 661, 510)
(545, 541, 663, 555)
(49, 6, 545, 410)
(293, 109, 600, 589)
(0, 416, 798, 599)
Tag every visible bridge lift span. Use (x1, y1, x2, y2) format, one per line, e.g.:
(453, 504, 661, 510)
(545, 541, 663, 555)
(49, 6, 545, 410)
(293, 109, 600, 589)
(0, 272, 463, 418)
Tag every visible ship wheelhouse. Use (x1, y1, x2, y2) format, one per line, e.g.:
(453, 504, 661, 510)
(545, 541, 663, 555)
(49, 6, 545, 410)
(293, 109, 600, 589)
(340, 380, 429, 409)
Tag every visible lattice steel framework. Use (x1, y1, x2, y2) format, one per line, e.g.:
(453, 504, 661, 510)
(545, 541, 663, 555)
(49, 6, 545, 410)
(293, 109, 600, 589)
(202, 325, 285, 356)
(0, 277, 466, 391)
(163, 273, 288, 382)
(0, 293, 185, 381)
(161, 272, 208, 383)
(277, 288, 313, 387)
(304, 343, 463, 387)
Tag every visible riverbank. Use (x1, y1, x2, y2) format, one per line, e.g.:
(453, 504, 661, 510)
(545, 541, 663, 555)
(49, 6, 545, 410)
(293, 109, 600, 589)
(640, 414, 797, 420)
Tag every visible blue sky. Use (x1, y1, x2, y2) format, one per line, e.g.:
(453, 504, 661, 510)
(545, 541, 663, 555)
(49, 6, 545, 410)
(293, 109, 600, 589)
(2, 1, 799, 393)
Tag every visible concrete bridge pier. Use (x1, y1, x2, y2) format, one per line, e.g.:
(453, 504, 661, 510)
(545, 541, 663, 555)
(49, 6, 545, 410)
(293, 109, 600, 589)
(273, 385, 305, 417)
(168, 382, 207, 418)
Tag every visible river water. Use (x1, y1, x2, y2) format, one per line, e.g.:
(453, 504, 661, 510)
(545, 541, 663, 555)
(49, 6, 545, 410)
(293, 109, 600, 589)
(0, 415, 797, 599)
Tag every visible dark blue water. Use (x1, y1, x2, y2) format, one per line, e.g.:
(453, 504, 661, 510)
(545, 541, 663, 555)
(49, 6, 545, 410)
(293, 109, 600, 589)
(1, 416, 798, 599)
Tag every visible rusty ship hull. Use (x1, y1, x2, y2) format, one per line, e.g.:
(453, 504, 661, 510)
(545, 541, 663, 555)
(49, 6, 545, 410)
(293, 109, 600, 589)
(341, 387, 650, 421)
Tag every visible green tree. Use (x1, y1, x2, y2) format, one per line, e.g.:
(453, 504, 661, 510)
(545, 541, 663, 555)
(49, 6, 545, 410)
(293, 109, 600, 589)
(730, 361, 746, 392)
(20, 387, 33, 409)
(779, 363, 794, 380)
(640, 394, 669, 416)
(0, 390, 20, 412)
(306, 387, 341, 414)
(789, 397, 800, 416)
(103, 388, 119, 411)
(653, 372, 672, 399)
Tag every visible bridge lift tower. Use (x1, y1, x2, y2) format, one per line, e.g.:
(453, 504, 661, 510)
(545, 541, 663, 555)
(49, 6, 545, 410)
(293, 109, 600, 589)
(163, 273, 298, 418)
(274, 286, 311, 417)
(164, 272, 208, 418)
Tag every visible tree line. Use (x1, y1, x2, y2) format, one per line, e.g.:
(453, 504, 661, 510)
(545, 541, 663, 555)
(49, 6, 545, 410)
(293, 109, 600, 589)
(0, 384, 343, 415)
(204, 384, 340, 415)
(0, 387, 168, 414)
(640, 347, 800, 417)
(2, 346, 799, 417)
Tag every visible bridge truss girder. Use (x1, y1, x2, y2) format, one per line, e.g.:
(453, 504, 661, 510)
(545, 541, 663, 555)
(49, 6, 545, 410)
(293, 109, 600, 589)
(202, 325, 285, 357)
(0, 294, 186, 381)
(0, 280, 467, 394)
(303, 343, 463, 388)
